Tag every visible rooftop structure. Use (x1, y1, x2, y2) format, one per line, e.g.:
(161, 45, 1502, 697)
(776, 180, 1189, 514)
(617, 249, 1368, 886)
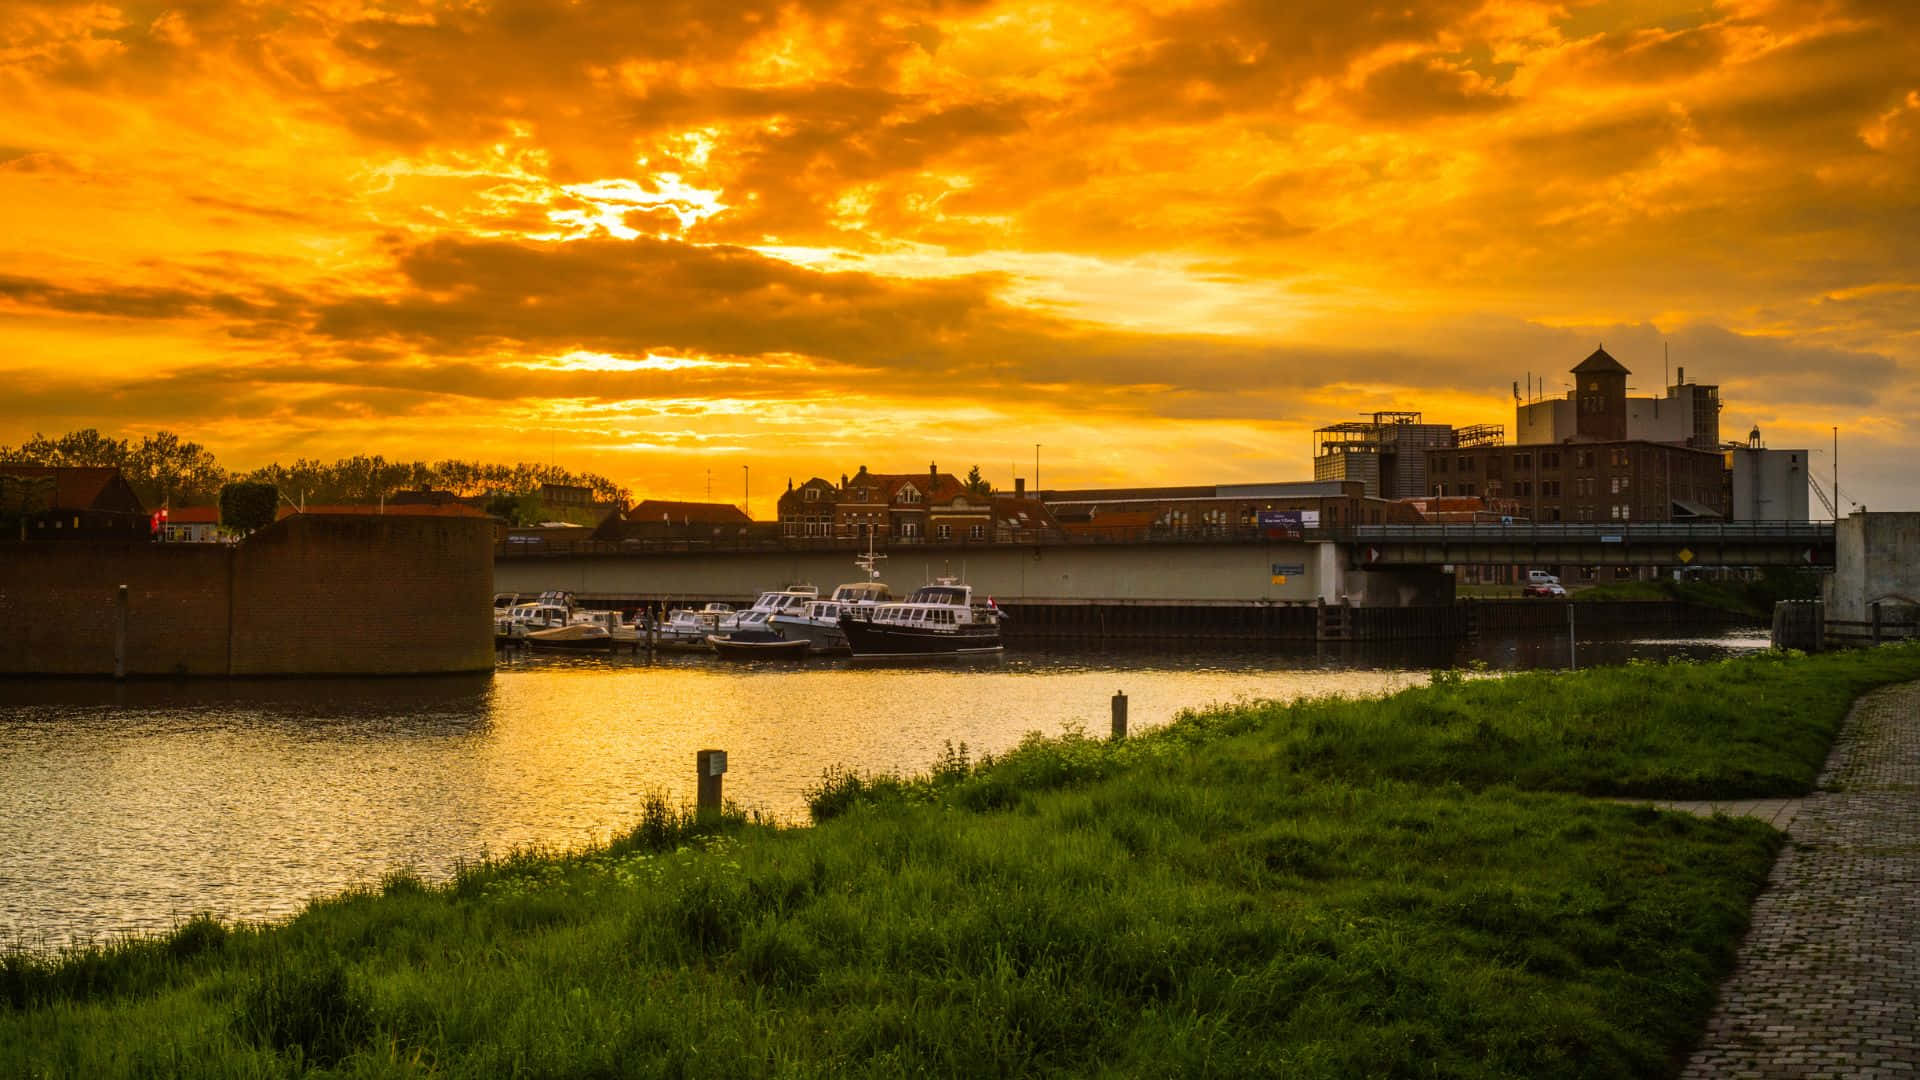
(1311, 412, 1504, 500)
(1515, 351, 1721, 450)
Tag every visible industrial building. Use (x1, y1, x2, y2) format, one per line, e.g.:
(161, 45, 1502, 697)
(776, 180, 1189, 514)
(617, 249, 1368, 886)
(1513, 357, 1722, 449)
(1313, 412, 1502, 500)
(1726, 427, 1811, 523)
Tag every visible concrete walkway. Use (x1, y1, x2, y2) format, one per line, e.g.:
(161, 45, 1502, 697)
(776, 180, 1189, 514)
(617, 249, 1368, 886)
(1671, 680, 1920, 1078)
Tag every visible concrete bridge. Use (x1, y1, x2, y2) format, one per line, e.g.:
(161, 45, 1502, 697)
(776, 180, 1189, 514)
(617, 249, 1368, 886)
(495, 521, 1838, 611)
(494, 537, 1453, 610)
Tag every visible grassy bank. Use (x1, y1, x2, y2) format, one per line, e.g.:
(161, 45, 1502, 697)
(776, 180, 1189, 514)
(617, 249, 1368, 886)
(6, 645, 1919, 1078)
(1573, 569, 1820, 619)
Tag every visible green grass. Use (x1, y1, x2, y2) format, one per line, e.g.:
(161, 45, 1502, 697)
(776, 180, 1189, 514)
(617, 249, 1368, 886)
(5, 645, 1918, 1079)
(1574, 570, 1821, 618)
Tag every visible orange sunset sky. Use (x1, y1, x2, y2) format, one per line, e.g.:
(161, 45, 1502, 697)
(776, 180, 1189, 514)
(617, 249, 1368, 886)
(2, 0, 1915, 512)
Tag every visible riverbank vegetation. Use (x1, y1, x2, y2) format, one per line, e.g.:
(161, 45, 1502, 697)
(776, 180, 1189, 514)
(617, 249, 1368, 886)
(1572, 569, 1820, 619)
(6, 645, 1919, 1078)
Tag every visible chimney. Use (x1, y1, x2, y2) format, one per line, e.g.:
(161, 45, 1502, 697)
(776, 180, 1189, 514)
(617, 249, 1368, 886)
(1677, 366, 1685, 385)
(840, 473, 848, 488)
(1015, 477, 1025, 497)
(930, 461, 939, 484)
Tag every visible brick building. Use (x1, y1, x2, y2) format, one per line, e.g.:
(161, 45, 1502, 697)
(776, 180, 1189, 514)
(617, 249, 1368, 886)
(0, 465, 150, 541)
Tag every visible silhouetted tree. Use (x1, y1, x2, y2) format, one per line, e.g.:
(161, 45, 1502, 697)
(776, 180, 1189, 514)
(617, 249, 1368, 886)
(220, 482, 279, 534)
(964, 465, 992, 496)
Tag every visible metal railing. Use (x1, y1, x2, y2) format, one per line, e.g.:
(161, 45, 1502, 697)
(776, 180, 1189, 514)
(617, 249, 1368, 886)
(495, 520, 1836, 558)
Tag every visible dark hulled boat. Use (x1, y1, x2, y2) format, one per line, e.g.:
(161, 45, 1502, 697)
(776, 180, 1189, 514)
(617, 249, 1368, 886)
(837, 581, 1003, 656)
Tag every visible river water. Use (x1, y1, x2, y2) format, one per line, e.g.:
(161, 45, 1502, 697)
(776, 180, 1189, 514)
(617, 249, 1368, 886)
(1, 628, 1767, 948)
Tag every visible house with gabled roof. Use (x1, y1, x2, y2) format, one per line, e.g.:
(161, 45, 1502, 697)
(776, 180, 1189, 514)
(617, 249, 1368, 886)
(0, 465, 150, 541)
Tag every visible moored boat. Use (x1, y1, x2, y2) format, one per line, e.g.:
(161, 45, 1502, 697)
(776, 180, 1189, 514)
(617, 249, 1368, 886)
(838, 580, 1003, 656)
(524, 621, 613, 650)
(706, 631, 811, 660)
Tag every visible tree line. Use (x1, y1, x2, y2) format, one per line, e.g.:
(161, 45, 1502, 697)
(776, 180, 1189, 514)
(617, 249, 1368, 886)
(0, 429, 631, 511)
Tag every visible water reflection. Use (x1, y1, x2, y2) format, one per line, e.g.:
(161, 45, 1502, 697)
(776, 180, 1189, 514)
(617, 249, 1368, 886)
(0, 629, 1764, 947)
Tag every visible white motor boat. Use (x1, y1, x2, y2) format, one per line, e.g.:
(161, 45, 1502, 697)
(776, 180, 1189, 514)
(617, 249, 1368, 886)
(656, 603, 734, 650)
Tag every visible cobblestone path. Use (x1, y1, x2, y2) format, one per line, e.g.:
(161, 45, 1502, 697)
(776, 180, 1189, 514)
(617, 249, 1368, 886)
(1681, 680, 1920, 1078)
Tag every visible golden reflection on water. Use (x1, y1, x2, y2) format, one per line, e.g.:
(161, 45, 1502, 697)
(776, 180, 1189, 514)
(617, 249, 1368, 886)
(0, 631, 1765, 947)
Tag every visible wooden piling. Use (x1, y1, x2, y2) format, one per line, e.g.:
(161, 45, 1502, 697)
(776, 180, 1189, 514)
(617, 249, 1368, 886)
(114, 584, 128, 679)
(696, 748, 727, 819)
(1111, 691, 1128, 740)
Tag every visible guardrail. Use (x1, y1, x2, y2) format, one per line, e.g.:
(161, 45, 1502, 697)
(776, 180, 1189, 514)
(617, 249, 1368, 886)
(495, 520, 1836, 558)
(1350, 522, 1834, 543)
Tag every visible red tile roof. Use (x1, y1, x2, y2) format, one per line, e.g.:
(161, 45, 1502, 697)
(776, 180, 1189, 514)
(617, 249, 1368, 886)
(627, 499, 752, 525)
(167, 506, 221, 524)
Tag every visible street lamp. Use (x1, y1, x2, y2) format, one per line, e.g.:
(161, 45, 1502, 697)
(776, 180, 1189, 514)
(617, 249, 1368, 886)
(1035, 444, 1041, 495)
(742, 465, 750, 519)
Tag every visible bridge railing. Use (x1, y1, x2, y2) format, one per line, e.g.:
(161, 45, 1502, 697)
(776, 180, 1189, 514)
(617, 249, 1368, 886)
(1347, 521, 1834, 543)
(495, 520, 1835, 557)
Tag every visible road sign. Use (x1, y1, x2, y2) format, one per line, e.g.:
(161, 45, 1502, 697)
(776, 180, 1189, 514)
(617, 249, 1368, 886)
(1366, 546, 1381, 564)
(1600, 535, 1622, 543)
(1677, 547, 1694, 564)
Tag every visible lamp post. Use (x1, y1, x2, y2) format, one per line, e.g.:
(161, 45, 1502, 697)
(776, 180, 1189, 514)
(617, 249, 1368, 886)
(742, 465, 750, 519)
(1035, 444, 1041, 496)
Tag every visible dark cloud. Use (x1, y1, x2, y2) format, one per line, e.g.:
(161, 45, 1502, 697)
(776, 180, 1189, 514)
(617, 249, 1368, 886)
(1345, 57, 1513, 123)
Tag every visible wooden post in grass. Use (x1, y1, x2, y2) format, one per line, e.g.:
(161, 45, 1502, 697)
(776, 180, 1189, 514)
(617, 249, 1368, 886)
(1111, 690, 1128, 740)
(696, 749, 727, 819)
(114, 584, 128, 679)
(1566, 601, 1576, 672)
(1872, 601, 1883, 645)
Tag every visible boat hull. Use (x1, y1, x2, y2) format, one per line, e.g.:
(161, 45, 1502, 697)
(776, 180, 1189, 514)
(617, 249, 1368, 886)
(839, 617, 1002, 656)
(524, 625, 614, 650)
(766, 616, 851, 655)
(707, 633, 811, 660)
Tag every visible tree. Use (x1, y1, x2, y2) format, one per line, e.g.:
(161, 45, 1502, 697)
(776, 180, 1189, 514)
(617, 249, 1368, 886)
(124, 431, 226, 508)
(219, 482, 279, 535)
(964, 465, 992, 497)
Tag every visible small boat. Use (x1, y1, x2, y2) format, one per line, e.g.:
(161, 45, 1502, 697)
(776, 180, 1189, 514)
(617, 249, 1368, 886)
(524, 621, 613, 650)
(706, 631, 811, 660)
(496, 591, 575, 646)
(768, 584, 894, 655)
(718, 586, 818, 632)
(656, 603, 733, 650)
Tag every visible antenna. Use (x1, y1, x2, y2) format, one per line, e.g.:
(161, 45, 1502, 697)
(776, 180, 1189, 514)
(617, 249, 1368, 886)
(1664, 341, 1670, 391)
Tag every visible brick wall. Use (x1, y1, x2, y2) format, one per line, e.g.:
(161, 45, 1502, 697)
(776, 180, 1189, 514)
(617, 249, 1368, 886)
(0, 514, 494, 676)
(0, 542, 232, 675)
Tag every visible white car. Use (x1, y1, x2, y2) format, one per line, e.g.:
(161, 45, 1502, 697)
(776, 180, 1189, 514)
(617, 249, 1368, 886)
(1523, 581, 1568, 598)
(1526, 570, 1561, 587)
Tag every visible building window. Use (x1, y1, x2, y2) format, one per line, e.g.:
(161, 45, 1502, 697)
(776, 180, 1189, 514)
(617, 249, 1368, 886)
(1610, 504, 1631, 521)
(1541, 452, 1559, 469)
(936, 524, 952, 540)
(1513, 480, 1531, 496)
(898, 487, 921, 504)
(969, 524, 985, 541)
(1433, 457, 1449, 473)
(1514, 453, 1532, 470)
(1461, 482, 1476, 496)
(1609, 449, 1630, 468)
(1458, 456, 1475, 471)
(901, 521, 921, 538)
(804, 488, 819, 501)
(1575, 449, 1594, 468)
